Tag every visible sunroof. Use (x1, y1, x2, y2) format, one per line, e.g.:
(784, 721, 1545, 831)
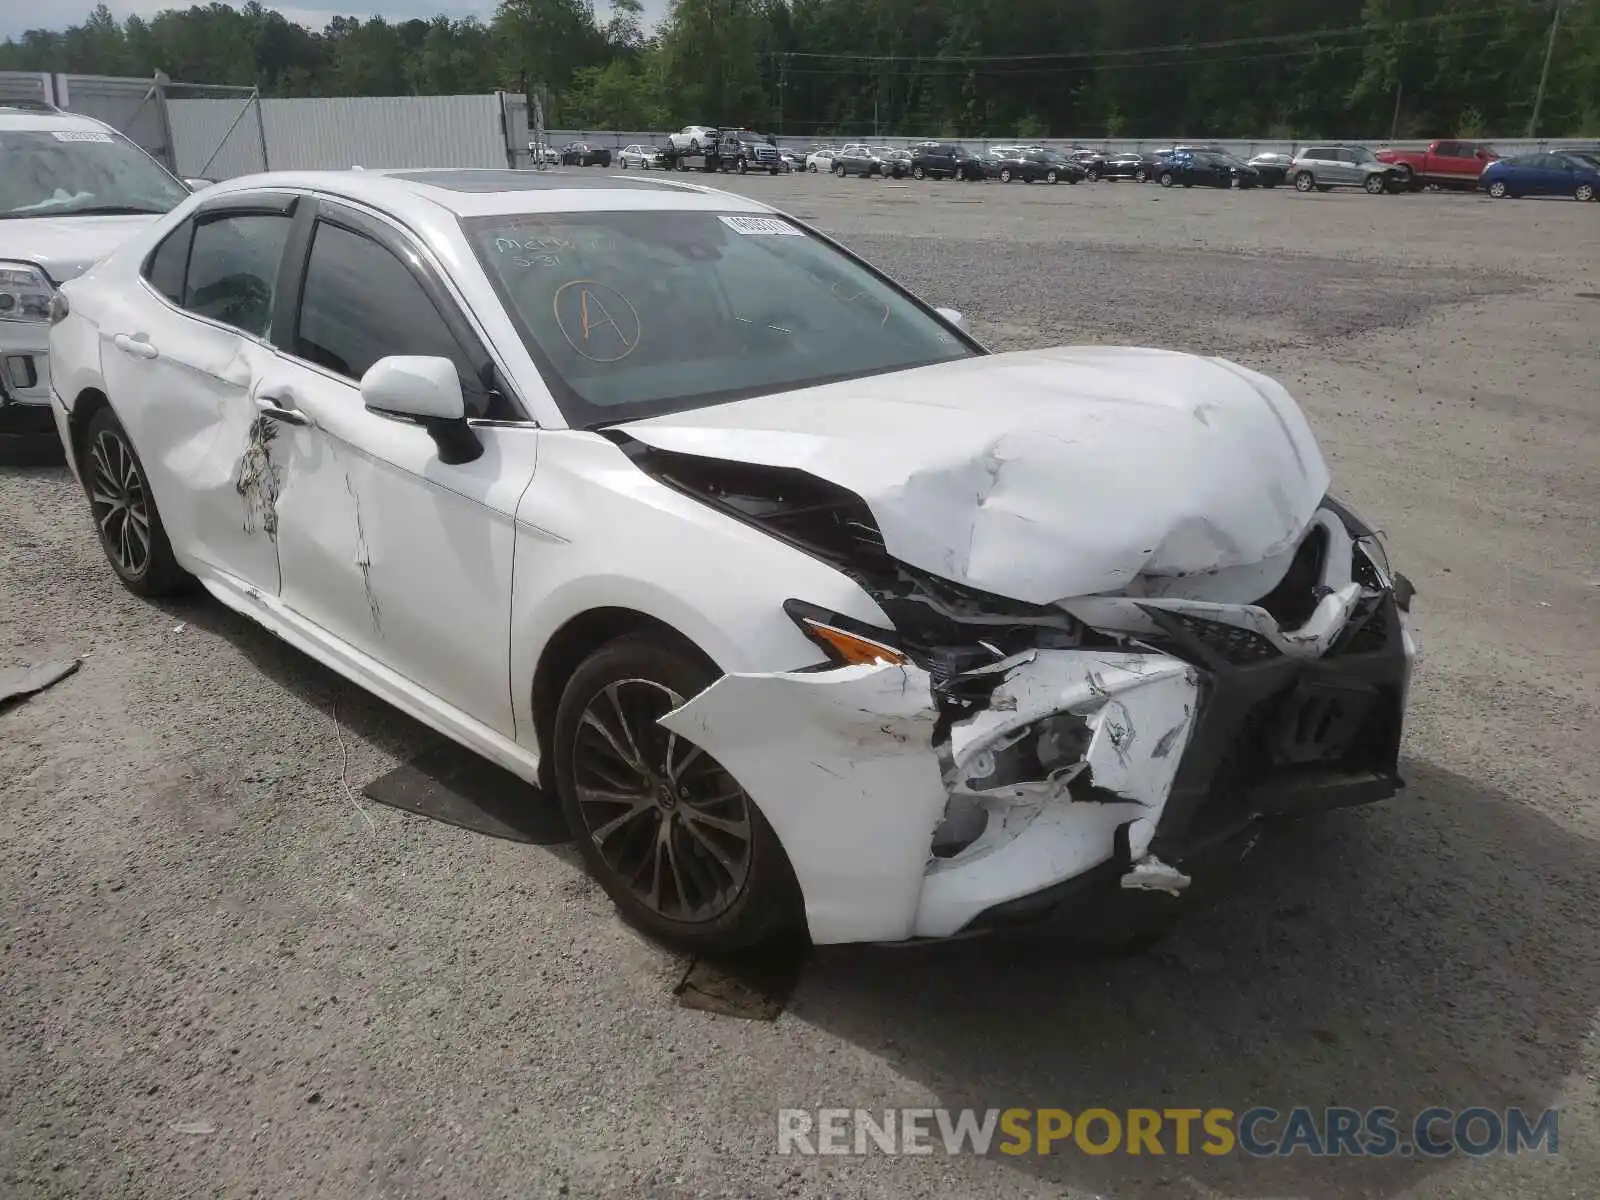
(387, 169, 703, 194)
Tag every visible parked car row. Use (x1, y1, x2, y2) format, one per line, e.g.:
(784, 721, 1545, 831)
(566, 128, 1599, 203)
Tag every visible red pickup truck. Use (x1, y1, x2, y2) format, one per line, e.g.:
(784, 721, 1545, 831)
(1376, 140, 1499, 190)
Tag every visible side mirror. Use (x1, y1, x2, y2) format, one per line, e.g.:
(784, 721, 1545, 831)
(360, 355, 482, 464)
(184, 178, 215, 191)
(935, 306, 968, 333)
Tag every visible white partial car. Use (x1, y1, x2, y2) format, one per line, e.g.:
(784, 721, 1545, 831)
(619, 144, 665, 170)
(668, 125, 718, 153)
(47, 168, 1416, 951)
(804, 148, 837, 173)
(1, 103, 192, 458)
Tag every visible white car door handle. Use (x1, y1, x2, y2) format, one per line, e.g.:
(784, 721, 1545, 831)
(112, 333, 159, 361)
(254, 389, 308, 426)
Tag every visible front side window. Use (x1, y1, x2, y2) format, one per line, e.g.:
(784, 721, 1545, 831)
(293, 220, 491, 416)
(183, 213, 292, 338)
(468, 211, 976, 426)
(0, 129, 189, 218)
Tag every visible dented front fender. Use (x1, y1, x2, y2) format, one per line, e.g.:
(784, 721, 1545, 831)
(661, 650, 1203, 945)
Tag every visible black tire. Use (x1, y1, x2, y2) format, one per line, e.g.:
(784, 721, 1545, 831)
(1159, 171, 1175, 188)
(735, 158, 747, 175)
(807, 162, 817, 173)
(834, 163, 844, 177)
(1363, 173, 1386, 195)
(999, 168, 1012, 183)
(1577, 183, 1596, 202)
(1394, 164, 1417, 191)
(912, 165, 925, 180)
(81, 405, 191, 598)
(553, 634, 802, 952)
(1488, 179, 1509, 199)
(1086, 168, 1100, 182)
(1046, 170, 1059, 184)
(1294, 171, 1315, 192)
(1134, 168, 1148, 183)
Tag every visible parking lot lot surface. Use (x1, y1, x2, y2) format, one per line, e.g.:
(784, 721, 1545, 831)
(3, 173, 1598, 1199)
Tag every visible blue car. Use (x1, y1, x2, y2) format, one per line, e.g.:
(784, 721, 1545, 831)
(1479, 150, 1600, 201)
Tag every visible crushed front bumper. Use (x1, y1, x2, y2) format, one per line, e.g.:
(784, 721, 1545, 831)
(662, 518, 1415, 946)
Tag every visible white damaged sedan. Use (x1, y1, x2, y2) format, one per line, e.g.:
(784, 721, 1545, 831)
(47, 168, 1416, 951)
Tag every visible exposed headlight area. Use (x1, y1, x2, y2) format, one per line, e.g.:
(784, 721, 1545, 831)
(0, 261, 55, 324)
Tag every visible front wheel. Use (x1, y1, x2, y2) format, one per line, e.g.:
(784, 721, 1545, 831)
(81, 405, 192, 597)
(1159, 171, 1175, 188)
(1577, 183, 1596, 202)
(1363, 174, 1386, 195)
(1488, 179, 1509, 199)
(834, 163, 845, 177)
(912, 165, 925, 180)
(553, 635, 802, 953)
(1134, 168, 1148, 183)
(1294, 171, 1315, 192)
(999, 168, 1012, 183)
(1086, 168, 1100, 182)
(1045, 170, 1059, 184)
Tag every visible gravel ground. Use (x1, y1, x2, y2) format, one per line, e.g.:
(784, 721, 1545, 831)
(2, 173, 1598, 1200)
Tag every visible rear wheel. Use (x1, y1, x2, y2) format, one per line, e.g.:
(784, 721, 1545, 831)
(834, 163, 845, 177)
(82, 405, 191, 598)
(1134, 168, 1149, 183)
(1294, 171, 1315, 192)
(1159, 171, 1175, 188)
(912, 165, 926, 180)
(1046, 170, 1059, 184)
(999, 168, 1013, 183)
(1086, 168, 1101, 182)
(553, 634, 801, 953)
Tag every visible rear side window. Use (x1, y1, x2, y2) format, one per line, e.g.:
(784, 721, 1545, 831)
(292, 220, 492, 417)
(143, 218, 194, 305)
(183, 213, 291, 338)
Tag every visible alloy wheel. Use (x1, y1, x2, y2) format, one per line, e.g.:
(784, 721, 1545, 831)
(1577, 184, 1595, 202)
(1489, 180, 1508, 198)
(88, 429, 152, 578)
(572, 678, 754, 924)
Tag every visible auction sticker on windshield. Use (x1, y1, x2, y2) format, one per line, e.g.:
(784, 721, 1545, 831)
(51, 132, 115, 143)
(719, 215, 803, 236)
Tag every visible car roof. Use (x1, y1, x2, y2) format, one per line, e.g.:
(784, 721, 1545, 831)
(0, 106, 116, 134)
(191, 168, 776, 220)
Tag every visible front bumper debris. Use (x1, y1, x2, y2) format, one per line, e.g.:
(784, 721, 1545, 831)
(662, 510, 1415, 947)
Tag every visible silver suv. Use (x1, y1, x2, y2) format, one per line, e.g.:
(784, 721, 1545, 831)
(1290, 145, 1403, 195)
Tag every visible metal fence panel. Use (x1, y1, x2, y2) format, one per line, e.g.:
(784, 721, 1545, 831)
(166, 91, 269, 179)
(269, 94, 507, 173)
(54, 74, 174, 170)
(0, 71, 53, 107)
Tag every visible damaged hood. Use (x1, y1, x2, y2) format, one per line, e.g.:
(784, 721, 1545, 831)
(0, 215, 163, 284)
(622, 346, 1330, 604)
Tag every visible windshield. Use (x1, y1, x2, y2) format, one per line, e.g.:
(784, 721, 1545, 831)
(0, 129, 188, 217)
(467, 211, 977, 426)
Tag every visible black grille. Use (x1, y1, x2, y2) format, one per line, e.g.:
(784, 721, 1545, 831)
(1335, 600, 1393, 656)
(1147, 608, 1282, 665)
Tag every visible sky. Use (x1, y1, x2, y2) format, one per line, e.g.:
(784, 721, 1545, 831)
(0, 1, 668, 42)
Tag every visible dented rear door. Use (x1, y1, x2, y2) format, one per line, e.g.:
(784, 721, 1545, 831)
(101, 199, 298, 596)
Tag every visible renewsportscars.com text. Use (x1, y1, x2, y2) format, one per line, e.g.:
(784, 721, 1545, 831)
(776, 1106, 1559, 1158)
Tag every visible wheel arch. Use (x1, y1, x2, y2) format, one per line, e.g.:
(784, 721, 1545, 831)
(530, 606, 717, 790)
(67, 386, 112, 472)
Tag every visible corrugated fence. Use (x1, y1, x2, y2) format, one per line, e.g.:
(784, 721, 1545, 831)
(169, 94, 509, 178)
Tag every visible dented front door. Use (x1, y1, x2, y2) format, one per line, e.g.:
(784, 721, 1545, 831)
(262, 358, 536, 737)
